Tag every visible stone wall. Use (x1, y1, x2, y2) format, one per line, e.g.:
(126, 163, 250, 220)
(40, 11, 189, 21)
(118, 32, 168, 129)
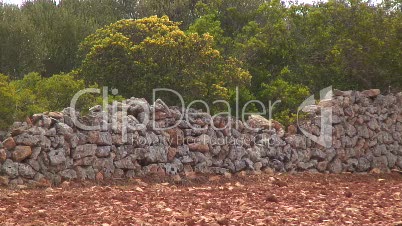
(1, 89, 402, 186)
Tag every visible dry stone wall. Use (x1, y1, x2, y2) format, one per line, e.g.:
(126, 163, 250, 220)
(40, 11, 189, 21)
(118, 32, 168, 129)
(1, 89, 402, 186)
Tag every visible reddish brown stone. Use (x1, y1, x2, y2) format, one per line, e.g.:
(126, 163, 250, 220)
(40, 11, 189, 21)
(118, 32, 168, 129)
(0, 149, 6, 163)
(222, 128, 230, 136)
(87, 131, 99, 144)
(148, 164, 166, 177)
(213, 117, 227, 129)
(337, 149, 347, 162)
(185, 171, 197, 179)
(287, 125, 298, 135)
(247, 115, 285, 137)
(361, 89, 380, 97)
(166, 128, 184, 147)
(195, 118, 207, 126)
(183, 164, 193, 173)
(12, 146, 32, 162)
(25, 117, 33, 126)
(157, 167, 166, 177)
(11, 129, 25, 137)
(31, 114, 43, 124)
(37, 178, 52, 188)
(154, 111, 168, 120)
(167, 147, 177, 162)
(3, 137, 16, 150)
(188, 143, 210, 153)
(48, 112, 64, 119)
(0, 176, 9, 186)
(172, 175, 181, 182)
(96, 172, 104, 181)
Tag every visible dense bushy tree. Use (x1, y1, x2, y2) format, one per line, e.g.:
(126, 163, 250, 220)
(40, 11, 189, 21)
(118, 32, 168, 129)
(0, 0, 401, 128)
(284, 0, 402, 92)
(0, 5, 46, 79)
(78, 16, 251, 104)
(0, 72, 100, 129)
(135, 0, 201, 28)
(0, 74, 17, 129)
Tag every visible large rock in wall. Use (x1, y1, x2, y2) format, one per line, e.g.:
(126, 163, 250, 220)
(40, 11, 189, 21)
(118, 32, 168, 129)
(1, 90, 402, 186)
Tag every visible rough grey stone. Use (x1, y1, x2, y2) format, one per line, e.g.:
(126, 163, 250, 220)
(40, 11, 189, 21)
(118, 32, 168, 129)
(114, 155, 137, 169)
(162, 163, 179, 175)
(297, 161, 314, 170)
(328, 158, 343, 173)
(30, 147, 41, 160)
(144, 146, 167, 163)
(244, 158, 254, 170)
(270, 159, 285, 172)
(316, 161, 328, 172)
(113, 168, 125, 178)
(372, 156, 388, 172)
(97, 132, 112, 146)
(59, 169, 77, 180)
(56, 123, 73, 139)
(74, 156, 96, 166)
(180, 155, 193, 164)
(396, 157, 402, 169)
(194, 162, 210, 173)
(72, 144, 96, 159)
(125, 170, 137, 178)
(2, 159, 19, 178)
(378, 131, 394, 145)
(285, 135, 307, 149)
(228, 146, 246, 161)
(26, 159, 40, 171)
(325, 148, 337, 162)
(209, 167, 229, 174)
(9, 177, 24, 185)
(96, 146, 111, 158)
(367, 118, 380, 131)
(392, 132, 402, 143)
(18, 163, 36, 179)
(68, 134, 79, 149)
(357, 157, 371, 172)
(45, 128, 57, 137)
(14, 134, 40, 146)
(345, 158, 358, 172)
(145, 132, 159, 145)
(93, 157, 115, 178)
(49, 148, 66, 166)
(222, 159, 235, 172)
(386, 152, 397, 168)
(75, 166, 95, 180)
(234, 159, 247, 172)
(344, 123, 357, 137)
(311, 149, 326, 161)
(357, 125, 370, 139)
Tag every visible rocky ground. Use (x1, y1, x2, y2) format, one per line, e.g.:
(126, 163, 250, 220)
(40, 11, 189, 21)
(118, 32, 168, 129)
(1, 172, 402, 225)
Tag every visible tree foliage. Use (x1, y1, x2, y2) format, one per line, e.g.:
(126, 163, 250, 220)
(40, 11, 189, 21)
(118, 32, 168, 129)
(0, 72, 99, 129)
(78, 16, 251, 104)
(0, 74, 17, 129)
(0, 0, 401, 128)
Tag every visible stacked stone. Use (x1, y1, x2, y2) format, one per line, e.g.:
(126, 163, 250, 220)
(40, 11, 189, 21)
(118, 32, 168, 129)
(0, 89, 402, 186)
(291, 89, 402, 173)
(0, 98, 280, 186)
